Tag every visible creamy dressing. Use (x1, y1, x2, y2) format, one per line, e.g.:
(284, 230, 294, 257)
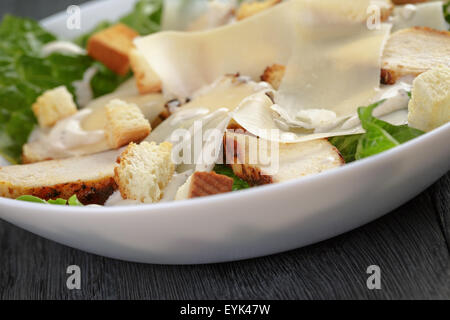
(41, 41, 86, 56)
(73, 66, 98, 108)
(49, 109, 105, 150)
(28, 109, 106, 159)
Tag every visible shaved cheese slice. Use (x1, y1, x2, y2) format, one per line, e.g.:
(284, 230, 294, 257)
(136, 0, 296, 98)
(274, 21, 392, 133)
(392, 2, 449, 32)
(137, 0, 395, 143)
(232, 87, 409, 143)
(136, 0, 386, 100)
(162, 0, 210, 31)
(186, 0, 236, 31)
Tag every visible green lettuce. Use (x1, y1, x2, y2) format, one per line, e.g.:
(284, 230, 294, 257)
(444, 1, 450, 26)
(330, 102, 424, 162)
(0, 1, 163, 163)
(16, 194, 84, 206)
(213, 164, 250, 191)
(0, 15, 93, 163)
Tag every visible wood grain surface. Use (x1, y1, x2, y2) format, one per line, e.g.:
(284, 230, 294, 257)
(0, 0, 449, 300)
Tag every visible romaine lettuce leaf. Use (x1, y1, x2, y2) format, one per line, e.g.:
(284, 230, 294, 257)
(328, 134, 362, 163)
(213, 164, 250, 191)
(0, 15, 97, 163)
(90, 62, 130, 99)
(16, 194, 84, 206)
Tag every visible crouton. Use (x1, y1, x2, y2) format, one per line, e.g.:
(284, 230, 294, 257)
(381, 27, 450, 84)
(260, 64, 286, 90)
(129, 49, 162, 94)
(105, 99, 151, 149)
(175, 171, 233, 200)
(0, 149, 120, 205)
(31, 86, 77, 128)
(114, 142, 175, 203)
(224, 132, 344, 185)
(408, 66, 450, 132)
(87, 23, 138, 75)
(236, 0, 281, 21)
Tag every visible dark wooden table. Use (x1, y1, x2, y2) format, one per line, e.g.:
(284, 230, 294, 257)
(0, 0, 449, 300)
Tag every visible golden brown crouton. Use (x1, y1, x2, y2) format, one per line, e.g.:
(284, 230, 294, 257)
(381, 27, 450, 84)
(175, 171, 234, 200)
(129, 49, 162, 94)
(260, 64, 286, 90)
(32, 86, 77, 128)
(104, 99, 151, 149)
(0, 150, 120, 205)
(87, 23, 138, 75)
(236, 0, 281, 21)
(114, 142, 174, 203)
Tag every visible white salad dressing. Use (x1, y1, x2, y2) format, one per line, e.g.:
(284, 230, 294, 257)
(41, 41, 86, 56)
(29, 109, 106, 158)
(48, 109, 105, 150)
(73, 66, 98, 108)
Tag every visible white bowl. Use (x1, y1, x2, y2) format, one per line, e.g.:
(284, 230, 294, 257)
(0, 0, 449, 264)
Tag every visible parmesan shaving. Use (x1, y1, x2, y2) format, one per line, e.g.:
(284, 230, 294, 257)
(137, 0, 398, 143)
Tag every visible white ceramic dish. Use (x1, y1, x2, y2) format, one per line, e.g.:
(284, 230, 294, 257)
(0, 0, 449, 264)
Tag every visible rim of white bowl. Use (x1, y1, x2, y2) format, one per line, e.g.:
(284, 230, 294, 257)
(1, 122, 448, 215)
